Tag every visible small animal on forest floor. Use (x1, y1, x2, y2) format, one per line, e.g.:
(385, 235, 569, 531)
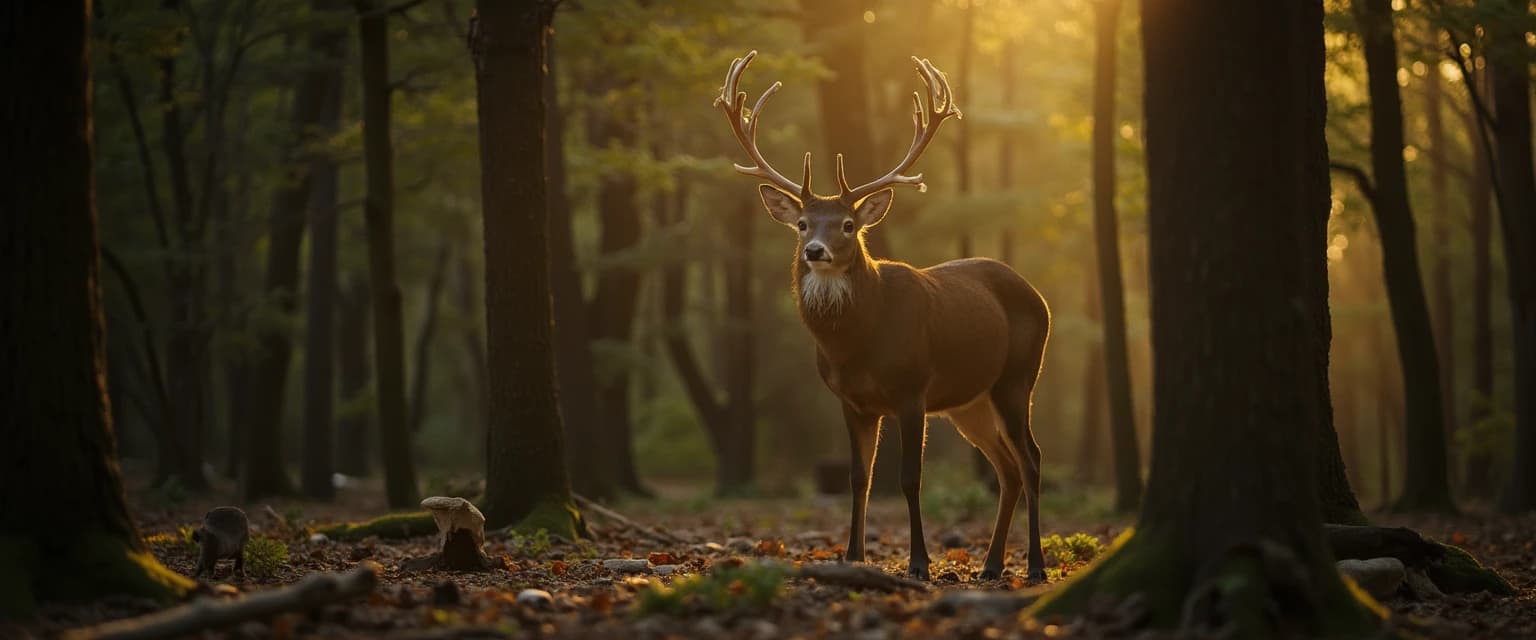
(192, 506, 249, 579)
(714, 51, 1052, 582)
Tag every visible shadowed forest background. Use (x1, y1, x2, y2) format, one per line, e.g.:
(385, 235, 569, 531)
(93, 0, 1519, 512)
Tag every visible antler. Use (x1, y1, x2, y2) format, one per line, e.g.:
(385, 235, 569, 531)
(837, 56, 963, 205)
(715, 51, 813, 202)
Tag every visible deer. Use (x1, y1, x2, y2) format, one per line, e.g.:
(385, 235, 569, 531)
(714, 51, 1051, 581)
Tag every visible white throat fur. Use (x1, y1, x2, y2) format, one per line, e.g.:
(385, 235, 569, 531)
(800, 269, 852, 315)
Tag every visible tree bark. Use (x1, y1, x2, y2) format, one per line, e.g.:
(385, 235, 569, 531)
(1, 1, 193, 613)
(300, 0, 349, 501)
(1354, 0, 1453, 512)
(1482, 0, 1536, 513)
(1423, 52, 1457, 439)
(1091, 0, 1143, 513)
(1031, 1, 1378, 631)
(356, 0, 419, 508)
(797, 0, 892, 260)
(546, 30, 619, 499)
(470, 0, 584, 537)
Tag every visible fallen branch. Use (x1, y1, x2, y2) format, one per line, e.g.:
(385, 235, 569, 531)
(574, 494, 685, 546)
(63, 566, 378, 640)
(794, 563, 930, 592)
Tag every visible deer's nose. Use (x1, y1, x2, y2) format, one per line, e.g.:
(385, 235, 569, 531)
(804, 243, 829, 262)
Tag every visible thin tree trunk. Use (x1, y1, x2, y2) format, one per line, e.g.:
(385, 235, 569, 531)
(954, 4, 974, 258)
(1464, 70, 1496, 497)
(797, 0, 892, 259)
(408, 243, 451, 434)
(1077, 342, 1107, 483)
(300, 0, 348, 501)
(471, 0, 584, 536)
(1424, 52, 1456, 439)
(335, 278, 372, 477)
(1482, 0, 1536, 513)
(546, 30, 618, 499)
(998, 42, 1017, 265)
(2, 0, 191, 608)
(721, 197, 757, 493)
(356, 0, 418, 508)
(1354, 0, 1452, 512)
(453, 256, 488, 438)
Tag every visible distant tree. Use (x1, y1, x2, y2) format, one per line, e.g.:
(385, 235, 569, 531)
(1462, 69, 1497, 497)
(335, 278, 373, 477)
(1347, 0, 1453, 511)
(1090, 0, 1143, 513)
(356, 0, 419, 508)
(1422, 44, 1457, 437)
(1030, 1, 1379, 632)
(470, 0, 585, 537)
(1, 0, 194, 613)
(301, 0, 350, 502)
(1479, 0, 1536, 513)
(546, 28, 620, 500)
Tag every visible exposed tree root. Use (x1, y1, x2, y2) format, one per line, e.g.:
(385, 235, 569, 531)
(62, 566, 377, 640)
(1323, 524, 1515, 595)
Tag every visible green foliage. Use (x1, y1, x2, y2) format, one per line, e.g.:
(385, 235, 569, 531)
(242, 537, 288, 578)
(504, 529, 553, 558)
(635, 561, 787, 616)
(923, 481, 995, 523)
(1455, 405, 1514, 481)
(1041, 532, 1104, 566)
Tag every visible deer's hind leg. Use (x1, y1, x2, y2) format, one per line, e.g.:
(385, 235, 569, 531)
(992, 371, 1046, 582)
(945, 396, 1024, 580)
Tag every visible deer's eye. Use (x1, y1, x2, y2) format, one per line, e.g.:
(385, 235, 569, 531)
(797, 220, 807, 232)
(842, 220, 855, 234)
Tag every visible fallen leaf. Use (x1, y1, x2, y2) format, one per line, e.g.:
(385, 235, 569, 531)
(648, 552, 675, 565)
(946, 549, 971, 563)
(549, 560, 568, 575)
(755, 539, 785, 556)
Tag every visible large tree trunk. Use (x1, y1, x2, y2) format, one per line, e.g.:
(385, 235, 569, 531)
(1, 1, 193, 612)
(356, 0, 418, 508)
(1354, 0, 1453, 512)
(797, 0, 891, 260)
(471, 0, 584, 537)
(1031, 1, 1378, 632)
(335, 278, 372, 477)
(300, 0, 349, 501)
(586, 101, 647, 497)
(245, 8, 349, 500)
(1091, 0, 1143, 513)
(546, 30, 619, 500)
(1483, 0, 1536, 514)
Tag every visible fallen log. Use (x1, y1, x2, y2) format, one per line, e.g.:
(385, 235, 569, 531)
(62, 566, 378, 640)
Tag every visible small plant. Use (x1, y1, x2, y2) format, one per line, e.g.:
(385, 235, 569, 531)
(635, 561, 787, 616)
(568, 538, 601, 560)
(242, 536, 289, 577)
(144, 526, 199, 556)
(506, 529, 553, 557)
(1041, 532, 1104, 566)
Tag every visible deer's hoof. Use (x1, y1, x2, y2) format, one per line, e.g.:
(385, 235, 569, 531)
(977, 565, 1004, 581)
(906, 564, 930, 581)
(1026, 567, 1048, 583)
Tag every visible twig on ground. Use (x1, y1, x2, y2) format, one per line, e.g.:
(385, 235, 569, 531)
(574, 494, 686, 546)
(62, 566, 378, 640)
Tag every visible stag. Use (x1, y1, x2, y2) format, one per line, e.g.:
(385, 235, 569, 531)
(715, 51, 1051, 581)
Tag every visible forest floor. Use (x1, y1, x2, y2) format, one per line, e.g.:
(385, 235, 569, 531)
(20, 475, 1536, 639)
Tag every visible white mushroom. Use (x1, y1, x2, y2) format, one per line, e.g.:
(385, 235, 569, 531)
(419, 496, 486, 549)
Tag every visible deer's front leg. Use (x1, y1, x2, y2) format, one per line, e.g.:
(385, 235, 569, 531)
(895, 403, 930, 580)
(842, 404, 880, 563)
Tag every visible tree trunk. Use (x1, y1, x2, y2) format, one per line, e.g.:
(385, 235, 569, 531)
(546, 30, 619, 499)
(335, 278, 372, 477)
(1031, 2, 1379, 631)
(470, 0, 584, 537)
(1077, 342, 1107, 483)
(1, 1, 193, 612)
(356, 0, 418, 508)
(998, 43, 1017, 265)
(953, 4, 974, 258)
(797, 0, 892, 259)
(300, 0, 348, 501)
(1464, 69, 1496, 498)
(1483, 0, 1536, 514)
(245, 8, 349, 500)
(586, 95, 647, 497)
(452, 256, 488, 439)
(408, 243, 451, 434)
(1424, 52, 1457, 439)
(1091, 0, 1143, 513)
(1354, 0, 1453, 512)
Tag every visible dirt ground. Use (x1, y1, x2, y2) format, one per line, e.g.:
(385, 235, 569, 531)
(17, 477, 1536, 639)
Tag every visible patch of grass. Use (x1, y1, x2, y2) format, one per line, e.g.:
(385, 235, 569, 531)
(1042, 532, 1104, 566)
(143, 526, 199, 557)
(242, 537, 289, 577)
(635, 561, 787, 616)
(505, 529, 553, 558)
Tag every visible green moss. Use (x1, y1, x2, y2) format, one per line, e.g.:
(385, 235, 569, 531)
(1427, 542, 1517, 596)
(315, 512, 436, 541)
(508, 498, 587, 541)
(1026, 526, 1381, 637)
(242, 537, 289, 577)
(2, 533, 193, 619)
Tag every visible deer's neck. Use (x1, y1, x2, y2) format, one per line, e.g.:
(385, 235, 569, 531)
(794, 249, 882, 341)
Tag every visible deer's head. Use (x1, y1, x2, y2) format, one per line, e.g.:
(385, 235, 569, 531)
(715, 51, 961, 281)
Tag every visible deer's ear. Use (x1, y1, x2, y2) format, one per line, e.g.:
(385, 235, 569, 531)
(853, 188, 894, 228)
(759, 184, 802, 225)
